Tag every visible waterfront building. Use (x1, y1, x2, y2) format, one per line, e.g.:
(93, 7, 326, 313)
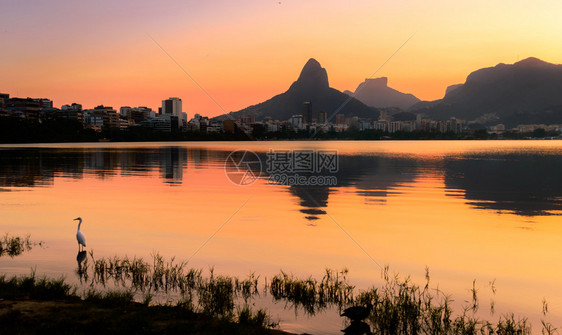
(54, 109, 84, 124)
(162, 97, 183, 128)
(83, 112, 103, 131)
(374, 120, 388, 132)
(120, 106, 153, 124)
(318, 111, 328, 124)
(140, 115, 176, 132)
(289, 114, 304, 129)
(223, 119, 235, 133)
(402, 121, 416, 132)
(389, 121, 402, 133)
(120, 106, 132, 116)
(5, 97, 41, 121)
(62, 103, 82, 111)
(335, 114, 345, 125)
(33, 98, 53, 109)
(82, 105, 119, 129)
(359, 120, 372, 131)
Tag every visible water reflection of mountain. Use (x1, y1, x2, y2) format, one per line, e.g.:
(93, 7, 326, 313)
(444, 154, 562, 216)
(0, 147, 420, 221)
(283, 155, 419, 220)
(7, 146, 561, 219)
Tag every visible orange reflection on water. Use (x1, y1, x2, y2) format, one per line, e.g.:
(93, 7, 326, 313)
(1, 141, 562, 333)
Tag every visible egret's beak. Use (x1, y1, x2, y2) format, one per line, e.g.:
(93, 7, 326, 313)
(73, 218, 79, 220)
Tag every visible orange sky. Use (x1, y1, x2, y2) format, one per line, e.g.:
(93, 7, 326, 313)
(2, 0, 562, 117)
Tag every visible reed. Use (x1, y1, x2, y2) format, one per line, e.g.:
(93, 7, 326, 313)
(79, 254, 271, 321)
(351, 269, 532, 335)
(237, 304, 278, 329)
(0, 272, 279, 334)
(197, 268, 235, 319)
(0, 233, 42, 257)
(7, 250, 556, 334)
(0, 269, 72, 300)
(269, 268, 354, 315)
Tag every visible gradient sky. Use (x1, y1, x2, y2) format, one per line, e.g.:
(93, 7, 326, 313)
(2, 0, 562, 117)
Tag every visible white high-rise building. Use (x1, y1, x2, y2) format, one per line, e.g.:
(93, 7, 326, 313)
(162, 97, 184, 128)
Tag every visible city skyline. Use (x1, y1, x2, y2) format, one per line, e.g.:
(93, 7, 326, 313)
(3, 2, 562, 333)
(2, 0, 562, 117)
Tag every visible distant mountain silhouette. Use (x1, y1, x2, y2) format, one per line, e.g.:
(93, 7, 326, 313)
(215, 58, 379, 121)
(344, 77, 420, 110)
(444, 84, 463, 97)
(410, 57, 562, 127)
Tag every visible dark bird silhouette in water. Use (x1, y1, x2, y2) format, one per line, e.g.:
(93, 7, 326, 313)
(342, 320, 372, 335)
(77, 250, 87, 265)
(341, 303, 373, 321)
(76, 250, 88, 281)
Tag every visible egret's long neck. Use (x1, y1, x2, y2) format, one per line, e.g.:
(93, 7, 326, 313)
(77, 219, 82, 231)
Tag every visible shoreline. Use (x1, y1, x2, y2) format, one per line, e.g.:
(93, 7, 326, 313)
(0, 137, 560, 147)
(0, 298, 293, 335)
(0, 261, 551, 335)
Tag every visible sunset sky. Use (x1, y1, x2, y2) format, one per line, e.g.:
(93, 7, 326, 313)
(2, 0, 562, 117)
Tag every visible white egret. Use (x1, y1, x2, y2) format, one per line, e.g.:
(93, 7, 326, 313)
(74, 217, 86, 251)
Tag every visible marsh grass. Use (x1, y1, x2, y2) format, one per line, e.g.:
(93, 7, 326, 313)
(4, 250, 557, 334)
(269, 268, 354, 315)
(76, 253, 557, 333)
(79, 253, 269, 324)
(86, 252, 203, 294)
(0, 233, 42, 258)
(0, 273, 278, 334)
(238, 304, 278, 328)
(0, 269, 72, 300)
(197, 269, 236, 319)
(352, 270, 533, 335)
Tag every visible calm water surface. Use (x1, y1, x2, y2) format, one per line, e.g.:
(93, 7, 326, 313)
(1, 140, 562, 334)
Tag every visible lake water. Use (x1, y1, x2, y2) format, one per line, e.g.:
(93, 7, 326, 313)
(1, 140, 562, 334)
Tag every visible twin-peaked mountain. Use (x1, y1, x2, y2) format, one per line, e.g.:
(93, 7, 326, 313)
(410, 57, 562, 126)
(216, 59, 381, 121)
